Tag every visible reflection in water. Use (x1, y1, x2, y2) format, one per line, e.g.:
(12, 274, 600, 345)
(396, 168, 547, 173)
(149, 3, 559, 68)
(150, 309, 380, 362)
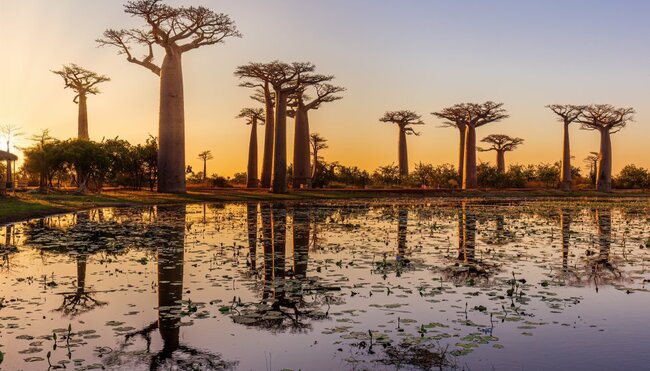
(590, 209, 621, 290)
(246, 203, 258, 271)
(293, 206, 309, 278)
(58, 252, 107, 316)
(105, 205, 235, 370)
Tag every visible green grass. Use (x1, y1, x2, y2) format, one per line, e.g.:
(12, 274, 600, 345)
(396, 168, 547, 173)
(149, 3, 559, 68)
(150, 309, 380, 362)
(2, 187, 649, 224)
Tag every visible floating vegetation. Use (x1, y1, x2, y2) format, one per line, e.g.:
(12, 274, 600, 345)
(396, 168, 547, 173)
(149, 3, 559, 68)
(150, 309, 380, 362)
(0, 200, 649, 370)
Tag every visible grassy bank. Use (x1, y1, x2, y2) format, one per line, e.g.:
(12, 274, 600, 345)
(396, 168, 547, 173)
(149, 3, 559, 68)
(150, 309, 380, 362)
(2, 187, 649, 225)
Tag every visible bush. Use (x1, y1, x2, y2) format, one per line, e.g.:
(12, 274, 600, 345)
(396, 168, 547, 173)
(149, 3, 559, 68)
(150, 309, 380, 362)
(615, 165, 650, 189)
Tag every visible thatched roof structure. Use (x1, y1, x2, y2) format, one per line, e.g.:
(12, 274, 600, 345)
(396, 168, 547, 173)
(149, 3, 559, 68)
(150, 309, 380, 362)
(0, 150, 17, 161)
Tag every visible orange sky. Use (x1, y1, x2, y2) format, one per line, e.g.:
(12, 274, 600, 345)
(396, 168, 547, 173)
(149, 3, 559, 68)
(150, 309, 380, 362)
(1, 1, 648, 177)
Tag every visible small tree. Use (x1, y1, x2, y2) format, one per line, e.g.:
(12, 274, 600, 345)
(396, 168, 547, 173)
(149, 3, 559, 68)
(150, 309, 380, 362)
(197, 150, 213, 182)
(98, 0, 241, 193)
(237, 108, 265, 188)
(546, 104, 583, 191)
(584, 152, 599, 186)
(309, 133, 328, 183)
(478, 134, 524, 174)
(431, 106, 467, 184)
(51, 64, 110, 140)
(615, 165, 650, 189)
(577, 104, 635, 192)
(379, 111, 425, 176)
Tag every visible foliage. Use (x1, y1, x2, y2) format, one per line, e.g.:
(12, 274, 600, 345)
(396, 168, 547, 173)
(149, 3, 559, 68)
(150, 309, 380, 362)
(615, 165, 650, 189)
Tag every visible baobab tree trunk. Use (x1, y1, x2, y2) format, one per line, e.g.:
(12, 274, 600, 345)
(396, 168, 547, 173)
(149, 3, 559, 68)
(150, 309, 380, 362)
(157, 51, 186, 193)
(260, 87, 275, 189)
(292, 207, 309, 278)
(463, 125, 477, 189)
(462, 203, 476, 262)
(246, 203, 258, 270)
(202, 159, 207, 181)
(560, 123, 572, 191)
(272, 92, 289, 194)
(596, 129, 612, 192)
(560, 209, 570, 271)
(5, 160, 12, 191)
(247, 118, 259, 188)
(398, 127, 408, 176)
(496, 150, 505, 174)
(292, 105, 311, 189)
(457, 128, 465, 186)
(76, 254, 87, 293)
(78, 94, 89, 140)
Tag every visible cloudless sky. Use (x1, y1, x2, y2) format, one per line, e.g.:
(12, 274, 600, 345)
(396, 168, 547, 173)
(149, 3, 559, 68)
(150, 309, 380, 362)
(1, 0, 649, 176)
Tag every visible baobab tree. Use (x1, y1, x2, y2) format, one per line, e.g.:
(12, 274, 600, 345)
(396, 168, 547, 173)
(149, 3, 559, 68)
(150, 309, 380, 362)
(237, 108, 265, 188)
(478, 134, 524, 174)
(310, 133, 328, 183)
(379, 110, 425, 176)
(98, 0, 241, 193)
(431, 106, 467, 184)
(51, 64, 110, 140)
(546, 104, 583, 191)
(292, 83, 344, 188)
(197, 150, 213, 181)
(576, 104, 635, 192)
(234, 63, 276, 188)
(436, 102, 508, 189)
(584, 152, 599, 186)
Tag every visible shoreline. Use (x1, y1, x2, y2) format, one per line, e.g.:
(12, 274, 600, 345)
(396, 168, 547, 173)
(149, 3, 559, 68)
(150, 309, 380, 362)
(2, 187, 649, 225)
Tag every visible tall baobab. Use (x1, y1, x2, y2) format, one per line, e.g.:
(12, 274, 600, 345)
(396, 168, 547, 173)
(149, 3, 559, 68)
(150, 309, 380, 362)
(263, 61, 325, 194)
(546, 104, 583, 191)
(379, 110, 425, 176)
(197, 150, 213, 181)
(478, 134, 524, 174)
(431, 106, 467, 184)
(309, 133, 328, 183)
(433, 102, 507, 189)
(98, 0, 241, 193)
(291, 83, 344, 188)
(237, 108, 265, 188)
(51, 64, 110, 140)
(584, 152, 599, 186)
(234, 63, 276, 188)
(577, 104, 635, 192)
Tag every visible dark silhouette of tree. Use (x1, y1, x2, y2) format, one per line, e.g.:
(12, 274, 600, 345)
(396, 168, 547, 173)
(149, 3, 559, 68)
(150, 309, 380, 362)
(576, 105, 635, 192)
(237, 108, 265, 188)
(546, 105, 583, 191)
(478, 134, 524, 174)
(234, 63, 276, 188)
(58, 253, 107, 317)
(309, 133, 328, 182)
(584, 152, 599, 186)
(98, 0, 241, 193)
(197, 150, 213, 181)
(291, 83, 344, 188)
(51, 64, 110, 140)
(246, 203, 258, 271)
(1, 123, 23, 191)
(431, 106, 467, 184)
(379, 111, 425, 176)
(434, 102, 507, 189)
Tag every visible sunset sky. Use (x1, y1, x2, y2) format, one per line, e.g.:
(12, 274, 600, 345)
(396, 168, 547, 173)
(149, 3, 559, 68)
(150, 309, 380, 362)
(1, 0, 649, 177)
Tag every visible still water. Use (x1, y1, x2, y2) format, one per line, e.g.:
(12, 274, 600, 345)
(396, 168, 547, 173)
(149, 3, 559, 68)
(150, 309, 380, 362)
(1, 199, 650, 370)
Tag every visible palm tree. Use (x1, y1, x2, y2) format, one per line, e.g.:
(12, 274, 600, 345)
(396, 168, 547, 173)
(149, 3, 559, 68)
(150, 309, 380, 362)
(309, 133, 328, 183)
(197, 151, 213, 181)
(98, 0, 241, 193)
(379, 111, 425, 176)
(237, 108, 265, 188)
(546, 105, 583, 191)
(478, 134, 524, 174)
(576, 104, 635, 192)
(51, 64, 110, 140)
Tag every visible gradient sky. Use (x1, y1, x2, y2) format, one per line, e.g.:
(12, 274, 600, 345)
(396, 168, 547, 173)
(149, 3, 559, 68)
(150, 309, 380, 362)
(1, 0, 649, 177)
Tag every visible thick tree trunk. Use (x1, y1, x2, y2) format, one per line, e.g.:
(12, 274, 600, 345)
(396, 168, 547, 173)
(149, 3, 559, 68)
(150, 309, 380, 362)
(271, 203, 287, 279)
(463, 125, 477, 189)
(260, 86, 275, 189)
(596, 129, 612, 192)
(496, 150, 505, 174)
(247, 118, 259, 188)
(261, 203, 273, 290)
(157, 51, 186, 193)
(78, 94, 89, 140)
(560, 123, 572, 191)
(76, 254, 87, 293)
(292, 207, 309, 278)
(398, 126, 408, 176)
(560, 209, 570, 271)
(292, 104, 311, 189)
(462, 203, 476, 262)
(457, 128, 465, 186)
(202, 160, 207, 181)
(271, 91, 288, 194)
(247, 203, 258, 270)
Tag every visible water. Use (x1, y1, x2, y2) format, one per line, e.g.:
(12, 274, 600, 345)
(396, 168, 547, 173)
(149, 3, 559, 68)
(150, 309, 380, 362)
(1, 199, 650, 370)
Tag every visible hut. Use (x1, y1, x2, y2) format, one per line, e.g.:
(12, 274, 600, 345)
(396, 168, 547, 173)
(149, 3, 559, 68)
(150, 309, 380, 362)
(0, 150, 18, 194)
